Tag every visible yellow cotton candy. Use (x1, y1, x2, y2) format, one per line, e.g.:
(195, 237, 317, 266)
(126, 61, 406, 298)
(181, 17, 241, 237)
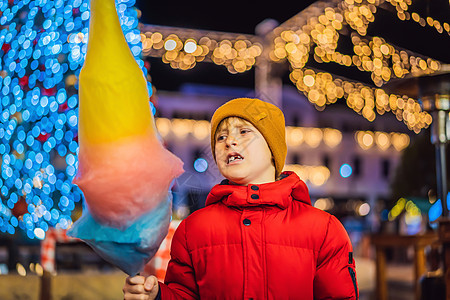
(78, 0, 151, 144)
(74, 0, 184, 227)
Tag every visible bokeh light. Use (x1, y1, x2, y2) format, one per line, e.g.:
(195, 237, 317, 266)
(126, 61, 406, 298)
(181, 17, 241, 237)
(429, 193, 450, 222)
(193, 158, 208, 173)
(314, 197, 334, 211)
(0, 0, 148, 238)
(283, 164, 330, 186)
(339, 163, 353, 178)
(357, 202, 371, 216)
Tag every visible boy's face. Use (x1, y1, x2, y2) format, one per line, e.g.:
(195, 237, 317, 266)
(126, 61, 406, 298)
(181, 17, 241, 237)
(214, 117, 276, 186)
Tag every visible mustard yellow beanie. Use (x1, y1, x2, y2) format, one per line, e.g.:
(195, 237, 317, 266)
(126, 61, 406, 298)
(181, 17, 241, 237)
(210, 98, 287, 178)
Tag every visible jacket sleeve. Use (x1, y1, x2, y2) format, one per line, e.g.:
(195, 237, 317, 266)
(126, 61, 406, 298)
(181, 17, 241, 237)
(158, 219, 199, 299)
(313, 215, 359, 300)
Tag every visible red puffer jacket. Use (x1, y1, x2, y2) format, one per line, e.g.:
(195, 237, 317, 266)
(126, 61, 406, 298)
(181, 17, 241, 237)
(159, 171, 358, 299)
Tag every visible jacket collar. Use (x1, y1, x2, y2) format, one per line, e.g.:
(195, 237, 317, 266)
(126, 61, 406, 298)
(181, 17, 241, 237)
(205, 171, 311, 209)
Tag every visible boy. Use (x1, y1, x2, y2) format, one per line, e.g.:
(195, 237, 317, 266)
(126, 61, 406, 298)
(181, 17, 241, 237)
(123, 97, 359, 299)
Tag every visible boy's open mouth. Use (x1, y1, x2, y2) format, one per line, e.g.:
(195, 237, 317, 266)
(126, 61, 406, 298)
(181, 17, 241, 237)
(227, 152, 244, 165)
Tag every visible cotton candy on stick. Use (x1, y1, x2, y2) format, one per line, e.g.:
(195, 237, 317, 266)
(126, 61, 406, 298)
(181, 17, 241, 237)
(68, 0, 183, 275)
(74, 0, 183, 229)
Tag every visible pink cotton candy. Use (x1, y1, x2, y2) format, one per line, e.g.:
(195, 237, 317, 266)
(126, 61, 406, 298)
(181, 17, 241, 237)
(74, 132, 184, 228)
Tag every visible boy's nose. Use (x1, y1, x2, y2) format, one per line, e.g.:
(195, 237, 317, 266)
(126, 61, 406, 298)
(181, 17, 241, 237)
(225, 136, 238, 147)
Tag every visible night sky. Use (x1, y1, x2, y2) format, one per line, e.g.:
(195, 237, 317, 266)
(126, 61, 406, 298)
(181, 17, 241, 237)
(134, 0, 450, 91)
(135, 1, 312, 34)
(134, 0, 315, 91)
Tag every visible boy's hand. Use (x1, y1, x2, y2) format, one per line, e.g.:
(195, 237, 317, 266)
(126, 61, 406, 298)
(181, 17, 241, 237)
(123, 275, 159, 300)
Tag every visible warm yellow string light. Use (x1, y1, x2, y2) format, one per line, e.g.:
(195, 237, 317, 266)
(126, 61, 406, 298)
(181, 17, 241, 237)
(141, 1, 444, 133)
(386, 0, 450, 36)
(141, 30, 263, 73)
(271, 1, 440, 132)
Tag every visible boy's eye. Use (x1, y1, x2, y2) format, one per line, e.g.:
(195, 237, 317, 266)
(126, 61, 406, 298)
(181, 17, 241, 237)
(240, 129, 251, 134)
(217, 135, 226, 141)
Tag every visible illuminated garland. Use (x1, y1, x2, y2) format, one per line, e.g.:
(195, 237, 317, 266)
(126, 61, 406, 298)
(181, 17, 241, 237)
(140, 1, 445, 133)
(141, 25, 263, 73)
(0, 0, 145, 238)
(272, 1, 440, 132)
(385, 0, 450, 36)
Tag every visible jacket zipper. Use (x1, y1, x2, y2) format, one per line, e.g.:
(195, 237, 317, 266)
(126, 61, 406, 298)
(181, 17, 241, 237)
(262, 209, 267, 299)
(347, 266, 358, 300)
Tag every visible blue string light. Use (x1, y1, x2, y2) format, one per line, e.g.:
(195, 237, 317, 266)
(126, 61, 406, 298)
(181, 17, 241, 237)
(0, 0, 150, 239)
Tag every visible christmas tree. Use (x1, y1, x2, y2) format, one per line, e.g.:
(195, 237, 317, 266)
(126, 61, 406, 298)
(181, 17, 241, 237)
(0, 0, 149, 239)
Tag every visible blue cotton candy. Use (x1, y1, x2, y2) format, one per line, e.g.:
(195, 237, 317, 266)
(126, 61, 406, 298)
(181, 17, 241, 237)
(67, 193, 172, 275)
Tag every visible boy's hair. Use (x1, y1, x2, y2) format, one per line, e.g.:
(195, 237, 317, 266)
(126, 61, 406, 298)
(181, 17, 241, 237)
(210, 98, 287, 177)
(214, 117, 248, 139)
